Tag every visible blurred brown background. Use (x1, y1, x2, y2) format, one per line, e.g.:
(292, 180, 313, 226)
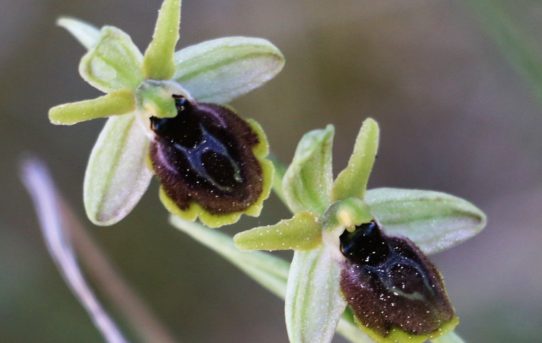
(1, 0, 541, 342)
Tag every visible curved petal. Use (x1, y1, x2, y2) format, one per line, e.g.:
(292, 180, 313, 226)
(57, 17, 100, 50)
(79, 26, 143, 93)
(285, 246, 347, 343)
(366, 188, 487, 254)
(84, 113, 152, 226)
(173, 36, 285, 103)
(283, 125, 335, 214)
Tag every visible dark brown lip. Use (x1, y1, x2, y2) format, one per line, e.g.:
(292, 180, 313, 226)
(149, 97, 263, 214)
(340, 221, 455, 337)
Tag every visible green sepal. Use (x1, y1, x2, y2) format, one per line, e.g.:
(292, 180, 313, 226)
(79, 26, 143, 93)
(333, 118, 379, 201)
(234, 211, 322, 251)
(285, 246, 347, 343)
(283, 125, 335, 215)
(143, 0, 181, 80)
(159, 119, 274, 228)
(57, 17, 100, 50)
(173, 36, 285, 104)
(48, 90, 136, 125)
(84, 113, 152, 226)
(366, 188, 487, 254)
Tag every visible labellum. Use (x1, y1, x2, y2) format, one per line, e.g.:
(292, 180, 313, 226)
(150, 95, 266, 217)
(339, 220, 457, 342)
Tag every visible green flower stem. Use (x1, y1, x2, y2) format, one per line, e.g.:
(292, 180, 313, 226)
(49, 90, 136, 125)
(143, 0, 181, 79)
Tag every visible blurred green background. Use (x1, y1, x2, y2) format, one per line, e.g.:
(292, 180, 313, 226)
(1, 0, 541, 342)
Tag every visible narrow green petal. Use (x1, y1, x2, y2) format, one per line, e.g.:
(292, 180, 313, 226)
(173, 36, 285, 103)
(283, 125, 335, 214)
(333, 118, 379, 201)
(234, 212, 322, 251)
(57, 17, 100, 50)
(80, 26, 143, 93)
(285, 246, 347, 343)
(366, 188, 487, 254)
(143, 0, 181, 80)
(84, 113, 152, 226)
(48, 90, 136, 125)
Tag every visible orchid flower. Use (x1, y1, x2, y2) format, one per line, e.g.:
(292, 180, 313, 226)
(234, 119, 486, 343)
(49, 0, 284, 228)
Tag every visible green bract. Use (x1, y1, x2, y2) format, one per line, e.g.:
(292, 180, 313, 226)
(49, 0, 284, 227)
(234, 118, 486, 343)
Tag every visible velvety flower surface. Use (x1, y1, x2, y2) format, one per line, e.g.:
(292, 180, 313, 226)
(234, 119, 486, 343)
(48, 0, 283, 227)
(340, 221, 457, 342)
(150, 96, 273, 224)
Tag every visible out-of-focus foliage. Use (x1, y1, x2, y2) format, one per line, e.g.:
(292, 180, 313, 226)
(1, 0, 542, 342)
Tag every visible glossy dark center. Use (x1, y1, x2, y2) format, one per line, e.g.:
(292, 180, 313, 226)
(340, 220, 390, 265)
(150, 97, 243, 193)
(149, 95, 263, 214)
(339, 220, 454, 336)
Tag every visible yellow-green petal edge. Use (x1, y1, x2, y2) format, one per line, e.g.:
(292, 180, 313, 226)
(356, 316, 459, 343)
(158, 118, 274, 228)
